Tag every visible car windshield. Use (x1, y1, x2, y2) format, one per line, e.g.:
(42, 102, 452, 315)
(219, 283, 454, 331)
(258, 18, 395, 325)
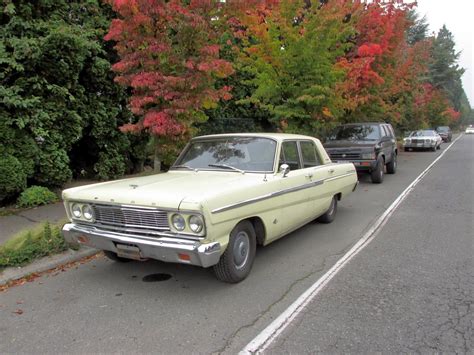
(410, 130, 436, 137)
(436, 126, 449, 132)
(173, 137, 277, 172)
(328, 124, 381, 141)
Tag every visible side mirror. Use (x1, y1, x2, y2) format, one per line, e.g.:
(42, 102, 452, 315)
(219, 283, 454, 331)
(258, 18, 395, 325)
(279, 163, 290, 178)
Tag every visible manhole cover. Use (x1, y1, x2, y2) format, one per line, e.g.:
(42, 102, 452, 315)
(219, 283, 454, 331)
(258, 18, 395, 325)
(142, 273, 172, 282)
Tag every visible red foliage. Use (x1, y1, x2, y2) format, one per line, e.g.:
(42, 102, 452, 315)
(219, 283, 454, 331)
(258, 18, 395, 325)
(105, 0, 235, 138)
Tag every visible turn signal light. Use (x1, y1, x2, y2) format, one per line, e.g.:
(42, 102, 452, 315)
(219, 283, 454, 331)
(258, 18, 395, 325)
(178, 253, 191, 261)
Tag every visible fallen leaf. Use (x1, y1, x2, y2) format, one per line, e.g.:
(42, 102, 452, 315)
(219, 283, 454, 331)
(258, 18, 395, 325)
(13, 309, 23, 315)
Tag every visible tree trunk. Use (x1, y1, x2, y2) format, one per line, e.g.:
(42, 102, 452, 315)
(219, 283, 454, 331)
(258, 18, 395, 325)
(153, 140, 161, 172)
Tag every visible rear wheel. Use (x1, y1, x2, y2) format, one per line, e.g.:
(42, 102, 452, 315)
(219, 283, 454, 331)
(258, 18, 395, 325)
(103, 250, 132, 262)
(213, 221, 256, 283)
(386, 153, 397, 174)
(370, 156, 384, 184)
(317, 196, 337, 224)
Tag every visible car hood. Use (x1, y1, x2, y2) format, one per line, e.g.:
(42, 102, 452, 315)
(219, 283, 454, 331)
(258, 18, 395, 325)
(62, 171, 262, 211)
(323, 140, 377, 149)
(405, 136, 433, 139)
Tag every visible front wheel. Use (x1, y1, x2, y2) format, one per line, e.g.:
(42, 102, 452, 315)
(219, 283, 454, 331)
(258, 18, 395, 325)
(371, 156, 384, 184)
(103, 250, 132, 263)
(213, 221, 256, 283)
(317, 196, 338, 224)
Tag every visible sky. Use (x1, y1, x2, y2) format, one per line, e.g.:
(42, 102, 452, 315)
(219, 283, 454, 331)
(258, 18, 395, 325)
(415, 0, 473, 108)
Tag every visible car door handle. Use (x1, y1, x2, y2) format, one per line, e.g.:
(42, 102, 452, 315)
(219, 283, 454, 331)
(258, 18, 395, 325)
(305, 173, 313, 179)
(328, 168, 335, 174)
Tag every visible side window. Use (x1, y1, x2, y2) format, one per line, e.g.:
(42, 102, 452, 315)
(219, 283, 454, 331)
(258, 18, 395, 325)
(300, 141, 321, 168)
(279, 141, 300, 171)
(387, 125, 395, 138)
(381, 125, 389, 137)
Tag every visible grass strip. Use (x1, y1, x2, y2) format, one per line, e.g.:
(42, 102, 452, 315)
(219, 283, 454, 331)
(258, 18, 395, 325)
(0, 221, 78, 268)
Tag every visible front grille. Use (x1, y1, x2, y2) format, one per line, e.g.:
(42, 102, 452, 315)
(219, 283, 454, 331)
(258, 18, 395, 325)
(411, 139, 429, 144)
(92, 204, 170, 231)
(329, 152, 361, 160)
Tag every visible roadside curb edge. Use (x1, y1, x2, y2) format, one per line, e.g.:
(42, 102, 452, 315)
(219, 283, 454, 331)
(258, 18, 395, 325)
(0, 247, 99, 286)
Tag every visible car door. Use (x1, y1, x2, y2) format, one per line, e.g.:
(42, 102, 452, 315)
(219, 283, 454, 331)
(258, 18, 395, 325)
(299, 140, 332, 216)
(276, 140, 316, 236)
(381, 125, 394, 162)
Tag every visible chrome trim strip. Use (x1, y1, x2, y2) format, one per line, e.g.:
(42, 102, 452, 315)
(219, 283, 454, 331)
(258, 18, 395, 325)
(212, 178, 325, 214)
(211, 172, 356, 214)
(325, 172, 356, 182)
(75, 223, 205, 241)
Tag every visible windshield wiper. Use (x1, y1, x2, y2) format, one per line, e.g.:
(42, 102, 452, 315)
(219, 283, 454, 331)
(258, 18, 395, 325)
(208, 164, 244, 173)
(171, 164, 196, 171)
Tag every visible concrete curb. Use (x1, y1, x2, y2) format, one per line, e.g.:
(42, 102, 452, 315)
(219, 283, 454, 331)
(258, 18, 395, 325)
(0, 247, 99, 286)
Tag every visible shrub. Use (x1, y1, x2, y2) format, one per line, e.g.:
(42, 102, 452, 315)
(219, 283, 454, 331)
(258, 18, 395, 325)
(0, 155, 27, 203)
(17, 186, 59, 208)
(0, 222, 69, 268)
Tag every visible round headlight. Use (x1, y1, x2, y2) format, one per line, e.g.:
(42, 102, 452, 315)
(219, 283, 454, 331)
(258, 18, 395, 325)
(189, 215, 203, 233)
(72, 204, 82, 218)
(82, 204, 94, 220)
(172, 214, 186, 231)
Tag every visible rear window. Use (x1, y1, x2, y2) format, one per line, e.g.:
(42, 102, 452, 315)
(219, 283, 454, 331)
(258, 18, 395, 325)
(328, 124, 381, 141)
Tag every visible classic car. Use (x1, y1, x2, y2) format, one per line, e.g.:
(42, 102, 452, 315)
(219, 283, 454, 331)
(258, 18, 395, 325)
(436, 126, 452, 142)
(403, 130, 442, 151)
(62, 133, 358, 283)
(323, 122, 398, 184)
(465, 126, 474, 134)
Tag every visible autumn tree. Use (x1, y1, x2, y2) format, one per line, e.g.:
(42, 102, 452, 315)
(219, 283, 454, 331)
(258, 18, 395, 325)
(105, 0, 234, 169)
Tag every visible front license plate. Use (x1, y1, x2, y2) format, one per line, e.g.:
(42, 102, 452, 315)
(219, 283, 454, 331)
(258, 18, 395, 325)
(115, 244, 142, 260)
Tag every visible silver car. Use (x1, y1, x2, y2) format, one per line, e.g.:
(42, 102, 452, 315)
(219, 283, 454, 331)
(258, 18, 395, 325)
(403, 130, 442, 151)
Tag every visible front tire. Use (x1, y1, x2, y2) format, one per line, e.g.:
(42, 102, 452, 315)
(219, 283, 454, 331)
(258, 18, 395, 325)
(103, 250, 132, 263)
(317, 196, 338, 224)
(213, 221, 256, 283)
(370, 156, 384, 184)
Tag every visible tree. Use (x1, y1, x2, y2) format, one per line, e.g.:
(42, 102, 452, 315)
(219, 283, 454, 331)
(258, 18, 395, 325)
(0, 0, 136, 203)
(234, 0, 359, 136)
(105, 0, 234, 169)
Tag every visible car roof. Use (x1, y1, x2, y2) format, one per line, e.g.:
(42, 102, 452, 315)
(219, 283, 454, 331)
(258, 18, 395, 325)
(340, 122, 389, 126)
(193, 132, 319, 142)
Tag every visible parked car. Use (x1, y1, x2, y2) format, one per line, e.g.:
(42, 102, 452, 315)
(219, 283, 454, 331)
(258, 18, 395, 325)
(62, 133, 358, 283)
(465, 126, 474, 134)
(436, 126, 452, 142)
(323, 122, 398, 184)
(403, 130, 442, 151)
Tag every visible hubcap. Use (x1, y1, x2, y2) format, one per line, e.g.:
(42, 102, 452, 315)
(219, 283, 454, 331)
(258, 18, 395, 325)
(233, 231, 250, 270)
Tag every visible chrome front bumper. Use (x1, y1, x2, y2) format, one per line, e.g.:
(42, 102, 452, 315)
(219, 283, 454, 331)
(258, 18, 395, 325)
(62, 223, 221, 268)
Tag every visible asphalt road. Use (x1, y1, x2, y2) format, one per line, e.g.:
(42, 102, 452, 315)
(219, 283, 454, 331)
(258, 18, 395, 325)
(266, 134, 473, 353)
(1, 135, 471, 354)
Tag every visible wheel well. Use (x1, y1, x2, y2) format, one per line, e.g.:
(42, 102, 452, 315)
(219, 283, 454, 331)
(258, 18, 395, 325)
(246, 217, 266, 246)
(335, 192, 342, 201)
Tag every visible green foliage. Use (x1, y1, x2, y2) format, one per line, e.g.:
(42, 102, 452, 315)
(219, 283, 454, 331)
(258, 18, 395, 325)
(0, 0, 146, 201)
(17, 186, 58, 208)
(0, 222, 69, 267)
(0, 154, 27, 202)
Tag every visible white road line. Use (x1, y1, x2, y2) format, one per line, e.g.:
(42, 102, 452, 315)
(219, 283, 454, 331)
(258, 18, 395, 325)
(241, 135, 463, 354)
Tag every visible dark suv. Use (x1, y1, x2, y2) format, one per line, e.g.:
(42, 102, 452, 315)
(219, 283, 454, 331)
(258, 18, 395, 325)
(323, 122, 398, 183)
(436, 126, 452, 142)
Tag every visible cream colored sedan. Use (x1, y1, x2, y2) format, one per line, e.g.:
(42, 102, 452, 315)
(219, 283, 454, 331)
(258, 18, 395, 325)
(62, 133, 358, 283)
